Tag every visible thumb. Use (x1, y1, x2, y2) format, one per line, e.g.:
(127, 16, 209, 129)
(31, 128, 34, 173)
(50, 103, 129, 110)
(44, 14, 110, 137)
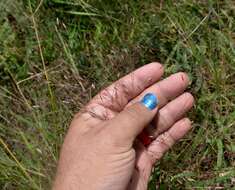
(107, 93, 159, 143)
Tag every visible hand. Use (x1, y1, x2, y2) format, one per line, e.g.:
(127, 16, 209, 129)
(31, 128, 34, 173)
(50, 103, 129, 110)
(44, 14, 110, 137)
(53, 63, 194, 190)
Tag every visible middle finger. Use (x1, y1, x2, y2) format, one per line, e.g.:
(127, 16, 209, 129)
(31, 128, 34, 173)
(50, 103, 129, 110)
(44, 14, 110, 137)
(126, 72, 190, 108)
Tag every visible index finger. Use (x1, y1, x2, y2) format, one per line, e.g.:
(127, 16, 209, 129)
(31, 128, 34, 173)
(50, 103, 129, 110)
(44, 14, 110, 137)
(89, 62, 164, 112)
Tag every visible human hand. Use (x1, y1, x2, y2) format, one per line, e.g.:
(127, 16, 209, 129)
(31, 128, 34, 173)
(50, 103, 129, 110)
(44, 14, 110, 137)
(53, 63, 194, 190)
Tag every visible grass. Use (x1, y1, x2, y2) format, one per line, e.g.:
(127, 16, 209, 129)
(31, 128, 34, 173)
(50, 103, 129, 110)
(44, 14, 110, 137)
(0, 0, 235, 189)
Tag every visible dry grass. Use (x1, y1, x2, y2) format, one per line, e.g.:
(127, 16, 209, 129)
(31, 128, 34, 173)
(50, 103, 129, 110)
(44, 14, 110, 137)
(0, 0, 235, 189)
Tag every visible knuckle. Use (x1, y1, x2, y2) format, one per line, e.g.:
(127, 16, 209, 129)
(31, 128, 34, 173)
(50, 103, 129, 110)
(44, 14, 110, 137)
(116, 80, 133, 100)
(157, 131, 175, 150)
(163, 131, 176, 146)
(124, 106, 141, 123)
(158, 108, 174, 129)
(149, 149, 163, 163)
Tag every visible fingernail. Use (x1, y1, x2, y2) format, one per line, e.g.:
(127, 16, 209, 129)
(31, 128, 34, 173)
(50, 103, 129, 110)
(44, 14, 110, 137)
(141, 93, 158, 110)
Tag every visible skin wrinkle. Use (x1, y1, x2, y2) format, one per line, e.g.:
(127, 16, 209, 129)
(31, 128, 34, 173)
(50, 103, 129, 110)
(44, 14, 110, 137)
(113, 83, 125, 111)
(147, 139, 166, 163)
(82, 105, 112, 121)
(85, 94, 118, 121)
(147, 139, 172, 162)
(84, 73, 143, 121)
(109, 157, 135, 175)
(99, 89, 106, 108)
(157, 108, 174, 133)
(111, 152, 136, 166)
(156, 131, 176, 149)
(130, 72, 144, 99)
(88, 108, 108, 120)
(148, 149, 163, 163)
(91, 71, 154, 115)
(100, 88, 114, 107)
(110, 73, 143, 112)
(100, 74, 138, 112)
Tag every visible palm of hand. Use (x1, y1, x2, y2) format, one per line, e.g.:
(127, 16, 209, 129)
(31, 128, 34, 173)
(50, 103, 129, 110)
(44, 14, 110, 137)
(53, 63, 194, 190)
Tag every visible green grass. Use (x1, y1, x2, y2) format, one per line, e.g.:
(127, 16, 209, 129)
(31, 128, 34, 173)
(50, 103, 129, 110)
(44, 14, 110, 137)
(0, 0, 235, 189)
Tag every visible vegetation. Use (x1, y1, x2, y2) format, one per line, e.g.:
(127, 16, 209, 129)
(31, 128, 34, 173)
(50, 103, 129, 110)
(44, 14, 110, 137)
(0, 0, 234, 189)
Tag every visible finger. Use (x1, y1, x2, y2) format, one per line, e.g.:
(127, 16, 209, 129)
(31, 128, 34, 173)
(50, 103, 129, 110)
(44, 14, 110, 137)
(147, 92, 194, 137)
(147, 118, 192, 164)
(126, 72, 189, 108)
(88, 62, 163, 112)
(106, 93, 159, 144)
